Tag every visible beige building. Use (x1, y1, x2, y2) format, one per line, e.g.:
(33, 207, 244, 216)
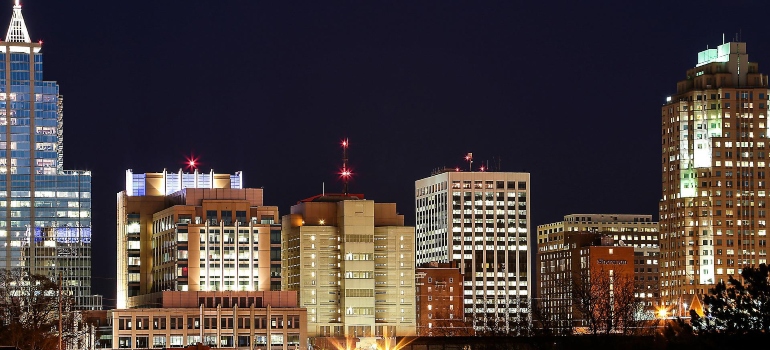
(415, 170, 530, 333)
(116, 169, 281, 309)
(660, 41, 770, 311)
(537, 214, 660, 302)
(281, 194, 416, 339)
(110, 291, 307, 350)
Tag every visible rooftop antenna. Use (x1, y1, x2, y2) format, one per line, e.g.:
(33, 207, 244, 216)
(722, 33, 725, 44)
(465, 152, 473, 172)
(340, 138, 351, 195)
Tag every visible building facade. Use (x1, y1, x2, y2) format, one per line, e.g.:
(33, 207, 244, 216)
(537, 214, 660, 303)
(110, 291, 307, 350)
(0, 2, 97, 308)
(660, 41, 770, 310)
(281, 194, 416, 339)
(116, 169, 281, 309)
(415, 261, 467, 336)
(538, 233, 634, 333)
(415, 170, 531, 333)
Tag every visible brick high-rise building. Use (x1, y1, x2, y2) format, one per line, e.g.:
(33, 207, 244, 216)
(538, 233, 634, 333)
(537, 214, 660, 305)
(660, 41, 770, 312)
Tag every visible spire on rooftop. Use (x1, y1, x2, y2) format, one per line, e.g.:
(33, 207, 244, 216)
(5, 0, 30, 43)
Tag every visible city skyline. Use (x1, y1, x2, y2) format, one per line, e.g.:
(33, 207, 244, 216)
(9, 1, 770, 306)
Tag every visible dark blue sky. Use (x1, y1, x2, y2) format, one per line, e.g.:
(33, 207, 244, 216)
(13, 0, 770, 306)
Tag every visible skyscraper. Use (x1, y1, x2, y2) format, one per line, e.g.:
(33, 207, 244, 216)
(0, 2, 96, 308)
(660, 41, 770, 311)
(415, 169, 530, 333)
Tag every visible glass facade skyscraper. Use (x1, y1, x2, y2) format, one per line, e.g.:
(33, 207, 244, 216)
(0, 2, 97, 309)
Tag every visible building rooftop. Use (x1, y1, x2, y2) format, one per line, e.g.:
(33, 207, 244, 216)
(297, 193, 365, 203)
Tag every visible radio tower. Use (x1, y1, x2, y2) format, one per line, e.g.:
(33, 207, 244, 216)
(340, 138, 351, 195)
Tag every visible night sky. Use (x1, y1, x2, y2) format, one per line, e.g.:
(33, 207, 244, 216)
(13, 0, 770, 307)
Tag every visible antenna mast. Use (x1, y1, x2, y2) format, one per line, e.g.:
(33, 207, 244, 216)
(465, 152, 473, 172)
(340, 138, 351, 195)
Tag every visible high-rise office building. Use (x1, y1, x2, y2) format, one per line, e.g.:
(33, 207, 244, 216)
(660, 41, 770, 311)
(116, 169, 282, 309)
(0, 2, 97, 309)
(281, 193, 416, 340)
(415, 170, 530, 333)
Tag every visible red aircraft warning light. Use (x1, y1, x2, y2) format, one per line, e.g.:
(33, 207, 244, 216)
(185, 154, 200, 171)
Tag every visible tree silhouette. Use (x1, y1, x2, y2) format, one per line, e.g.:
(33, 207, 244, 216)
(691, 263, 770, 334)
(572, 266, 640, 334)
(0, 269, 75, 350)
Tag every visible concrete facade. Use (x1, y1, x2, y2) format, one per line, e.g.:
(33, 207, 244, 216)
(110, 291, 307, 350)
(282, 194, 416, 339)
(116, 170, 281, 309)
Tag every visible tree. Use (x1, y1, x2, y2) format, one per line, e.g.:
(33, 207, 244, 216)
(530, 296, 572, 336)
(572, 266, 640, 335)
(0, 269, 74, 350)
(690, 263, 770, 334)
(468, 298, 531, 337)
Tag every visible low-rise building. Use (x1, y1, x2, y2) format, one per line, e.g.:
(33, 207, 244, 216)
(110, 291, 307, 350)
(415, 261, 468, 336)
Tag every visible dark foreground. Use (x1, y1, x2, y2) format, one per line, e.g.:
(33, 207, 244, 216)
(374, 333, 770, 350)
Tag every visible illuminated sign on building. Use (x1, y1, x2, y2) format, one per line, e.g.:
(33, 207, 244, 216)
(597, 259, 628, 265)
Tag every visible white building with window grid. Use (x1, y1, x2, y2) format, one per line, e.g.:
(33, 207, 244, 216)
(415, 170, 531, 333)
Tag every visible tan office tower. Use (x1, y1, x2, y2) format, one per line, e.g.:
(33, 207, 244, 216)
(281, 193, 416, 340)
(116, 169, 281, 309)
(415, 170, 530, 334)
(660, 41, 770, 312)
